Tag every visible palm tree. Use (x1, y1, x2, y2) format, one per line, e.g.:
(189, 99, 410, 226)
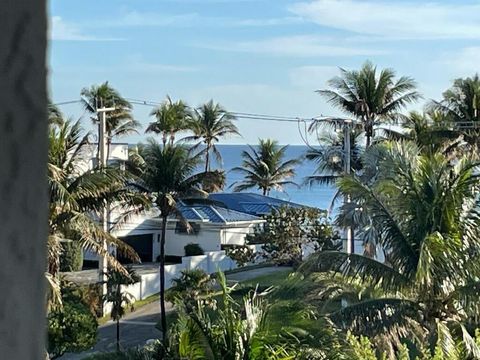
(81, 81, 139, 159)
(183, 100, 240, 172)
(165, 272, 294, 359)
(145, 96, 190, 146)
(318, 61, 421, 147)
(380, 111, 463, 155)
(232, 139, 300, 196)
(48, 118, 147, 287)
(300, 141, 480, 358)
(103, 266, 140, 352)
(135, 140, 224, 346)
(429, 74, 480, 147)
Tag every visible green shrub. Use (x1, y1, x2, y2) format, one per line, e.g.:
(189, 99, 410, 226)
(59, 240, 83, 272)
(48, 295, 98, 359)
(184, 243, 204, 256)
(225, 245, 255, 267)
(166, 269, 213, 307)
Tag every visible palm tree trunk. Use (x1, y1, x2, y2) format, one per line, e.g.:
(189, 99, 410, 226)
(205, 144, 210, 173)
(262, 188, 267, 196)
(159, 215, 168, 347)
(116, 319, 120, 352)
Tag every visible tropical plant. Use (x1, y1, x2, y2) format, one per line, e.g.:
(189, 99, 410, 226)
(134, 140, 224, 346)
(163, 272, 294, 359)
(103, 266, 140, 352)
(183, 100, 240, 172)
(225, 245, 256, 267)
(48, 117, 148, 308)
(305, 126, 363, 187)
(300, 141, 480, 358)
(184, 242, 204, 256)
(145, 96, 190, 146)
(81, 81, 140, 158)
(47, 283, 98, 359)
(231, 139, 300, 196)
(318, 61, 420, 147)
(166, 269, 214, 309)
(429, 74, 480, 146)
(380, 111, 463, 155)
(59, 240, 83, 272)
(246, 206, 340, 266)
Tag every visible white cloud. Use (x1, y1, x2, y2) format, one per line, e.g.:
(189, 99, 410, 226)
(289, 65, 339, 88)
(200, 35, 384, 57)
(289, 0, 480, 40)
(440, 47, 480, 76)
(50, 16, 123, 41)
(92, 10, 302, 28)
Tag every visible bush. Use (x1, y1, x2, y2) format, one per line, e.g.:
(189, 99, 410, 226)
(48, 294, 98, 359)
(225, 245, 255, 267)
(166, 269, 214, 307)
(184, 243, 204, 256)
(59, 240, 83, 272)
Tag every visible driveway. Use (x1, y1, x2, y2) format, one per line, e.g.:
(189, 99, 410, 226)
(60, 266, 288, 359)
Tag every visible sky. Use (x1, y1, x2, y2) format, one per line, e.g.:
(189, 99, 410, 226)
(49, 0, 480, 145)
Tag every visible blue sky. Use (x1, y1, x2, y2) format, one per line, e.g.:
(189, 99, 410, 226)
(49, 0, 480, 144)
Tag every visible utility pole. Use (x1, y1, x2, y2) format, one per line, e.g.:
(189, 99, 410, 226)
(343, 120, 354, 254)
(97, 104, 116, 299)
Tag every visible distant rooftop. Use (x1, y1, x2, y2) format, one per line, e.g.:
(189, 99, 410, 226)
(177, 202, 262, 224)
(207, 192, 305, 216)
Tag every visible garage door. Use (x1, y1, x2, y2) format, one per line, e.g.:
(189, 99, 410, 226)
(119, 234, 153, 263)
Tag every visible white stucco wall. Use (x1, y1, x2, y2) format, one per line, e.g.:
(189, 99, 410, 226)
(164, 223, 222, 256)
(220, 223, 259, 246)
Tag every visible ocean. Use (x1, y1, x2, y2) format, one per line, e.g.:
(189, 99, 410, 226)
(210, 144, 336, 210)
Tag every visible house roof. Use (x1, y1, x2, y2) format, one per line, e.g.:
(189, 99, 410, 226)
(176, 203, 262, 224)
(207, 192, 305, 216)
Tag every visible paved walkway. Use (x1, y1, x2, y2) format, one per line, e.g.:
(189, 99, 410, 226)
(60, 266, 289, 359)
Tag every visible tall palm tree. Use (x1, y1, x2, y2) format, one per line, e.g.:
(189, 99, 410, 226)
(48, 118, 147, 286)
(430, 74, 480, 147)
(231, 139, 300, 196)
(318, 61, 421, 147)
(183, 100, 240, 172)
(145, 96, 190, 146)
(380, 111, 463, 155)
(81, 81, 139, 159)
(135, 141, 224, 346)
(300, 141, 480, 358)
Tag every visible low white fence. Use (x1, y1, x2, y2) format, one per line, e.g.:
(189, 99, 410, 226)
(121, 250, 240, 303)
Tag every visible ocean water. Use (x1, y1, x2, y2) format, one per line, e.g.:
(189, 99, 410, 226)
(210, 144, 336, 210)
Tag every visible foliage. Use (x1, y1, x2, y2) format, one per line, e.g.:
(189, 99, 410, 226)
(429, 74, 480, 147)
(346, 332, 384, 360)
(183, 100, 239, 172)
(300, 141, 480, 358)
(225, 245, 256, 267)
(318, 61, 420, 147)
(103, 266, 141, 351)
(47, 115, 148, 308)
(59, 240, 84, 272)
(184, 243, 204, 257)
(81, 81, 139, 145)
(231, 139, 301, 196)
(146, 95, 190, 146)
(305, 127, 364, 187)
(246, 206, 340, 266)
(48, 284, 98, 359)
(162, 272, 295, 359)
(134, 141, 225, 345)
(166, 269, 214, 308)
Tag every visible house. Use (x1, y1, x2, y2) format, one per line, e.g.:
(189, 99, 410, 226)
(107, 202, 264, 262)
(208, 192, 305, 216)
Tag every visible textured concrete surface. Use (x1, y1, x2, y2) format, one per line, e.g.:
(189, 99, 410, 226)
(0, 1, 48, 359)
